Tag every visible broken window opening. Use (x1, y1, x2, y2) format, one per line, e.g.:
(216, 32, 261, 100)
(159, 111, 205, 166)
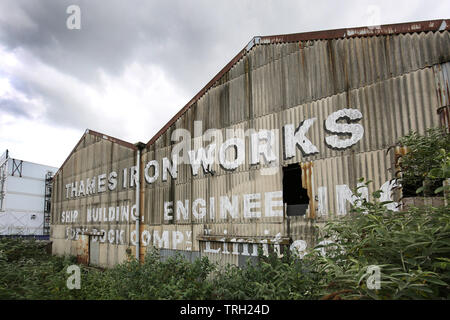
(283, 163, 309, 216)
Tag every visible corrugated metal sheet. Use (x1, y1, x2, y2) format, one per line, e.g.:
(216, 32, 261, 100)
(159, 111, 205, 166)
(433, 62, 450, 130)
(139, 29, 448, 266)
(146, 21, 450, 147)
(158, 249, 200, 263)
(51, 131, 138, 268)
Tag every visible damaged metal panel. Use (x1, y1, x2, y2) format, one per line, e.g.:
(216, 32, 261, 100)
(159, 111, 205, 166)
(433, 62, 450, 130)
(300, 162, 315, 219)
(159, 248, 200, 263)
(76, 234, 89, 265)
(89, 237, 100, 266)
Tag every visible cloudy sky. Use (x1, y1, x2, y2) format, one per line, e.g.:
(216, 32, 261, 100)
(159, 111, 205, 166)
(0, 0, 448, 168)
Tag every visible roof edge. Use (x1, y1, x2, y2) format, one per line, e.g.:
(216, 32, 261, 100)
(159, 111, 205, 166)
(85, 129, 138, 150)
(54, 129, 137, 177)
(145, 19, 450, 148)
(258, 19, 449, 44)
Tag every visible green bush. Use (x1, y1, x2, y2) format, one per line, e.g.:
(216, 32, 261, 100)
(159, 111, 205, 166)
(210, 251, 321, 300)
(304, 183, 450, 300)
(398, 127, 450, 196)
(0, 238, 76, 299)
(86, 251, 216, 299)
(1, 207, 449, 301)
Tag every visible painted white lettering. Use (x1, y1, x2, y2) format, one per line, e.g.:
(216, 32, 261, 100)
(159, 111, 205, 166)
(121, 205, 129, 222)
(243, 193, 261, 218)
(108, 207, 115, 222)
(130, 166, 138, 187)
(123, 168, 128, 188)
(108, 229, 115, 244)
(188, 144, 216, 175)
(336, 183, 368, 216)
(141, 230, 151, 247)
(153, 230, 169, 249)
(219, 138, 245, 170)
(220, 195, 238, 219)
(172, 231, 184, 249)
(130, 230, 137, 246)
(192, 198, 206, 219)
(97, 174, 107, 193)
(250, 130, 277, 165)
(380, 180, 399, 211)
(317, 186, 328, 217)
(78, 180, 85, 197)
(209, 197, 215, 220)
(144, 161, 159, 184)
(65, 184, 71, 199)
(176, 200, 189, 221)
(264, 191, 283, 217)
(325, 108, 364, 149)
(162, 155, 178, 181)
(164, 201, 173, 221)
(71, 182, 78, 198)
(86, 177, 95, 195)
(108, 171, 117, 191)
(130, 204, 137, 221)
(205, 241, 221, 253)
(283, 118, 319, 158)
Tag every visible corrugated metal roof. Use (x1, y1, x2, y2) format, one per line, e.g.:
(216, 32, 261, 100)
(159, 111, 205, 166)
(54, 129, 138, 178)
(145, 19, 450, 147)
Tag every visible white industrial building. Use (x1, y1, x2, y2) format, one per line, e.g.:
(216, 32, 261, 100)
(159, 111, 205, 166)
(0, 150, 58, 236)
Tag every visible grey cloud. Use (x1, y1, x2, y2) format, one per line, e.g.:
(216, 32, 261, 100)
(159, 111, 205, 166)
(0, 0, 447, 139)
(1, 1, 345, 91)
(0, 98, 32, 118)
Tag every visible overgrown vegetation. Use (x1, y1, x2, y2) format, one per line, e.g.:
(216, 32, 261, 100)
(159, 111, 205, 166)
(304, 184, 450, 299)
(397, 127, 450, 196)
(0, 238, 76, 299)
(1, 194, 449, 300)
(1, 128, 449, 300)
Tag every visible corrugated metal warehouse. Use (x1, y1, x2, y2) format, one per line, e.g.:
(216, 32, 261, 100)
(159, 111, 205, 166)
(51, 20, 450, 268)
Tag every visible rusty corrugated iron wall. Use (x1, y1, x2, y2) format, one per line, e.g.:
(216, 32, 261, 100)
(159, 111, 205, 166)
(141, 28, 449, 265)
(51, 131, 138, 267)
(51, 21, 450, 268)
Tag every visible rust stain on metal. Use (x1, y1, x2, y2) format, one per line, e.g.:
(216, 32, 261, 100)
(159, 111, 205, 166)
(76, 235, 89, 265)
(139, 152, 146, 264)
(433, 62, 450, 131)
(433, 64, 449, 107)
(438, 106, 450, 132)
(300, 161, 315, 219)
(261, 19, 449, 44)
(394, 146, 410, 184)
